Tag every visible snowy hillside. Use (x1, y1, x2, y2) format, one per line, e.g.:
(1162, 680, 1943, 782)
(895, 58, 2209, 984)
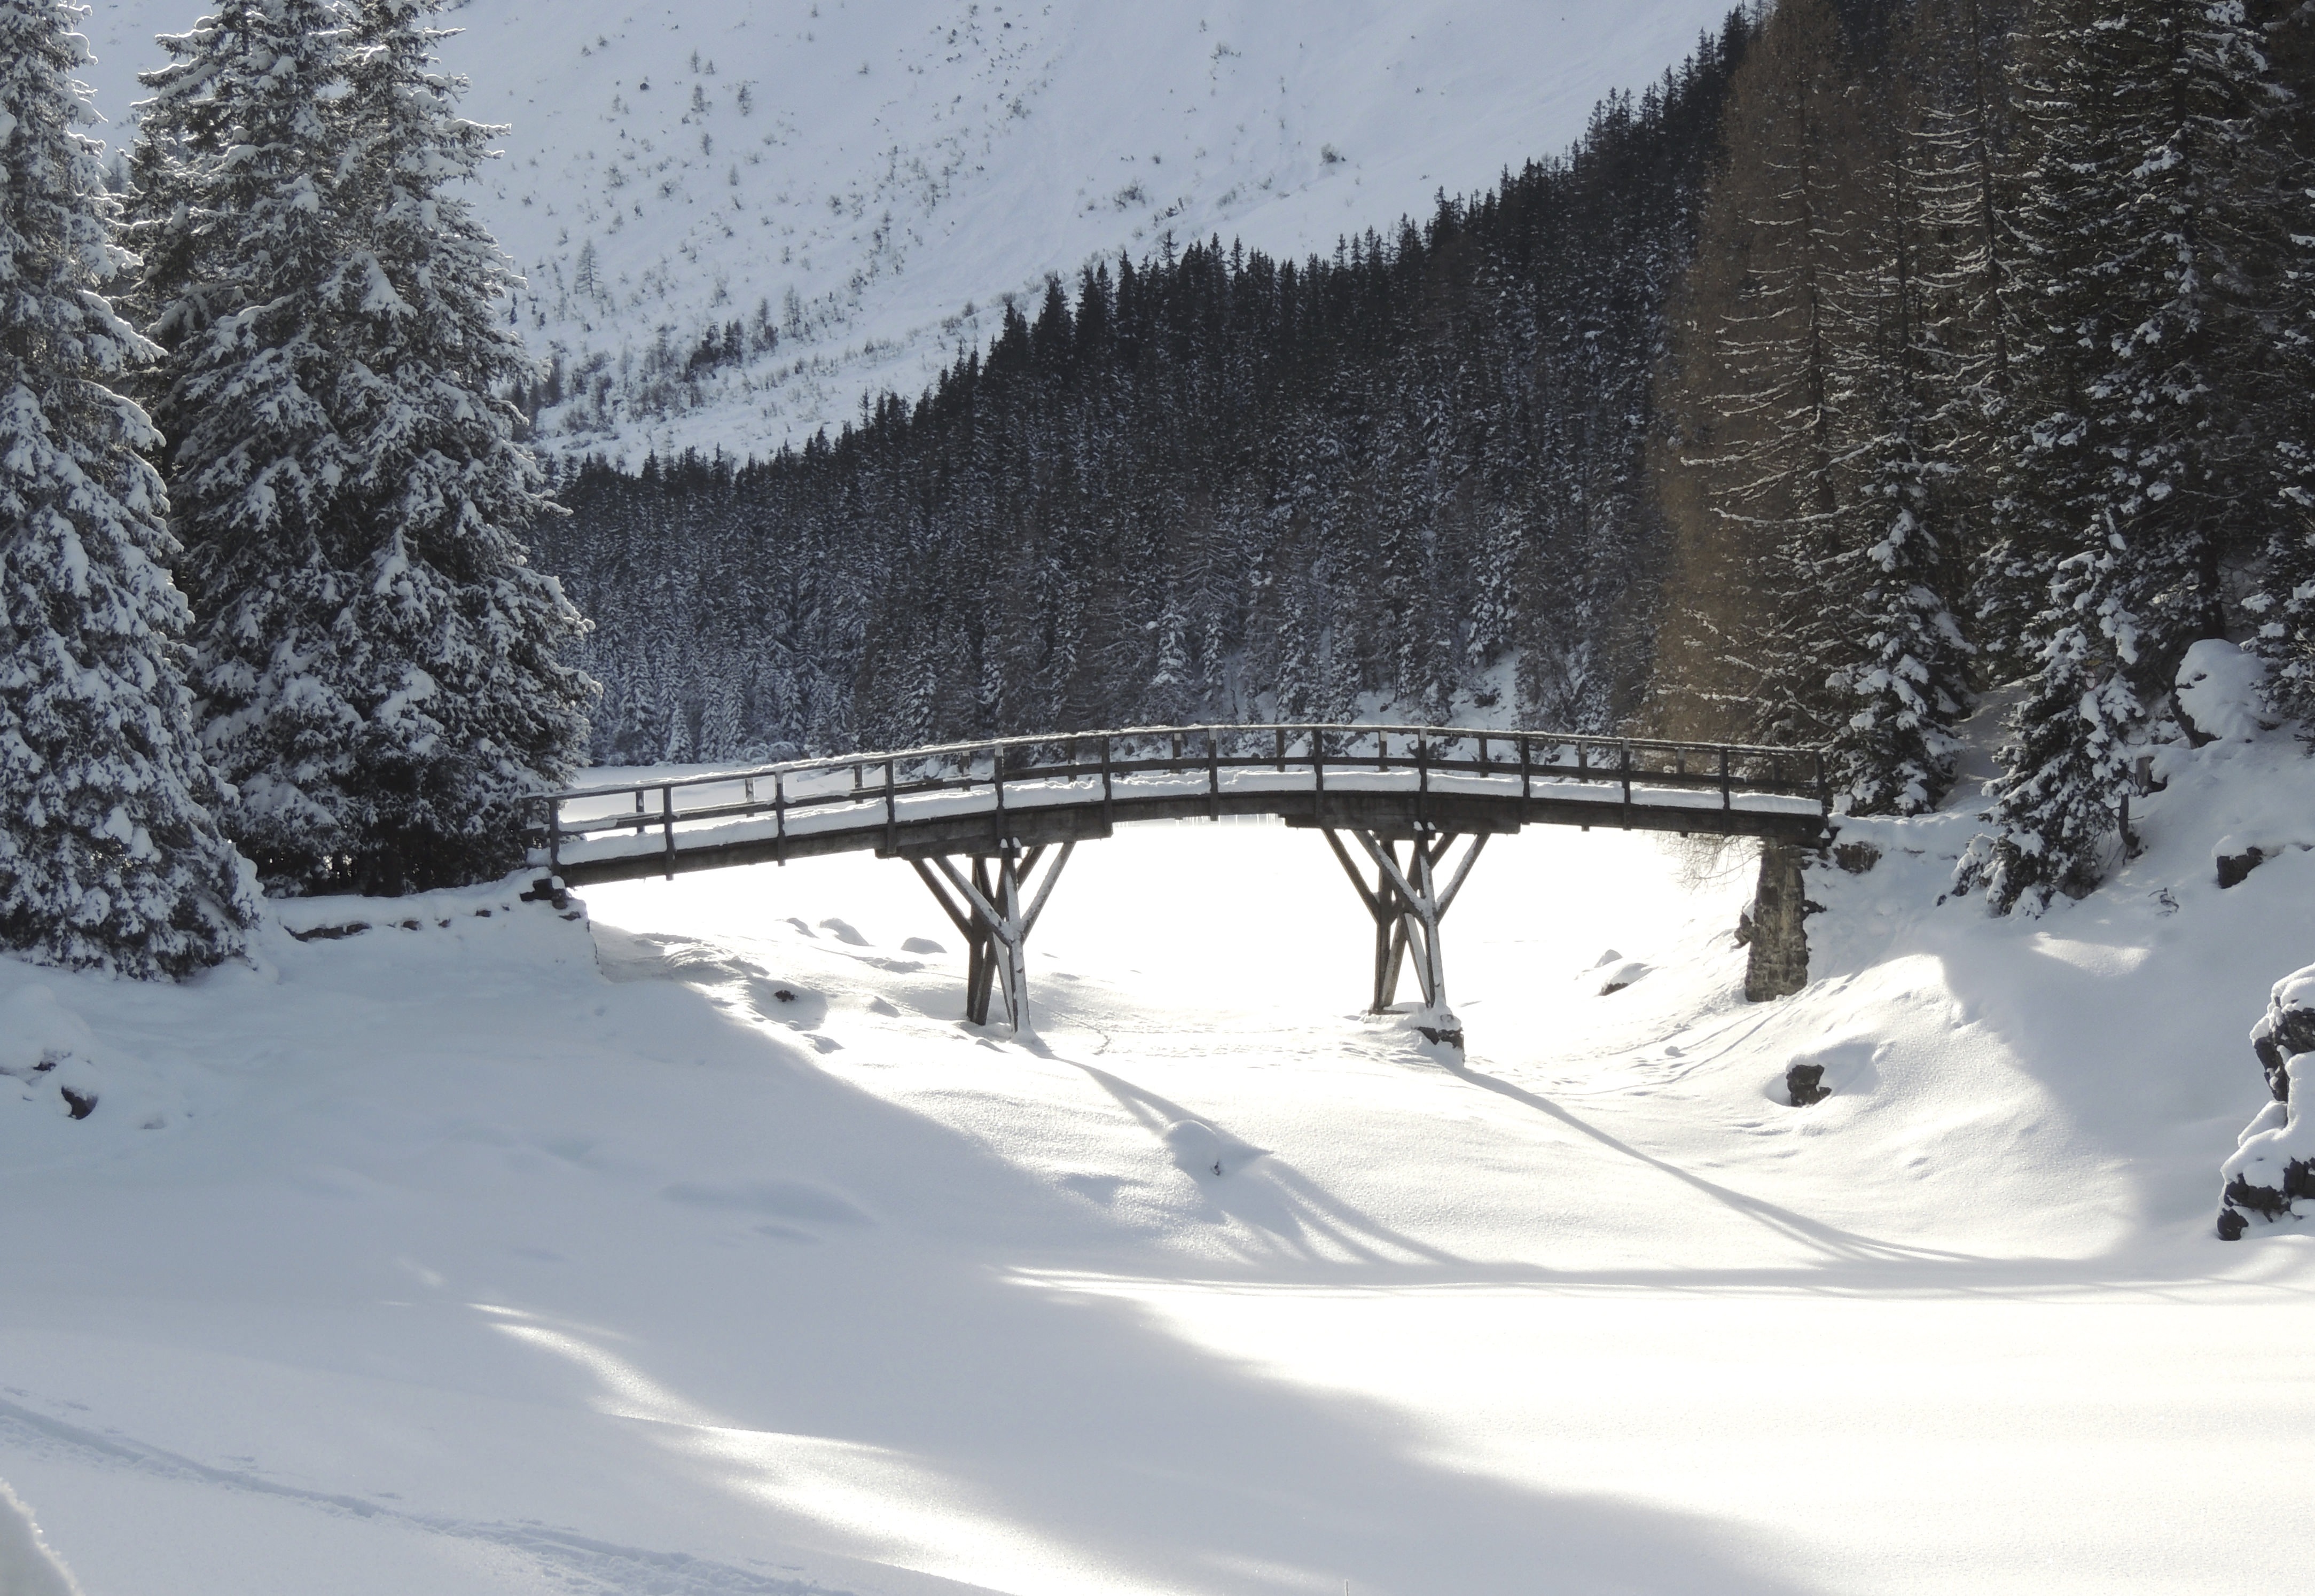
(73, 0, 1740, 463)
(4, 655, 2314, 1594)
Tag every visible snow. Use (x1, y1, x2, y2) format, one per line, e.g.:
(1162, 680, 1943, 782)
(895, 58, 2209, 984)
(4, 711, 2315, 1592)
(2225, 1068, 2309, 1198)
(0, 1480, 84, 1596)
(69, 0, 1740, 462)
(2176, 639, 2270, 744)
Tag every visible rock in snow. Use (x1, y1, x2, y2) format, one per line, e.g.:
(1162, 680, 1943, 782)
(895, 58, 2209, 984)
(0, 988, 101, 1122)
(2220, 971, 2315, 1235)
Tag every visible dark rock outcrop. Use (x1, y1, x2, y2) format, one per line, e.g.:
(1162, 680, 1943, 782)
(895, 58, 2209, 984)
(2216, 847, 2265, 889)
(2219, 966, 2315, 1237)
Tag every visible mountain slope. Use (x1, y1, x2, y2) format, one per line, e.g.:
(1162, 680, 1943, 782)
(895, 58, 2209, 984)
(74, 0, 1742, 462)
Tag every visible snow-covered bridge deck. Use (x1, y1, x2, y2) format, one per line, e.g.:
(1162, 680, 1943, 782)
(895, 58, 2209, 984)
(537, 724, 1829, 885)
(533, 725, 1829, 1042)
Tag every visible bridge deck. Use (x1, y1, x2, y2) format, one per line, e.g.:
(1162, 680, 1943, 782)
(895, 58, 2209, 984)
(536, 725, 1829, 888)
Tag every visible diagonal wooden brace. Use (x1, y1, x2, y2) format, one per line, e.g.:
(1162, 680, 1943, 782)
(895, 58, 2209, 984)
(1324, 826, 1485, 1049)
(914, 842, 1074, 1036)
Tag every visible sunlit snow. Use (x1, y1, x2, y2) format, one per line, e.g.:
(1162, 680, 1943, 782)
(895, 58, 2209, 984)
(4, 717, 2313, 1593)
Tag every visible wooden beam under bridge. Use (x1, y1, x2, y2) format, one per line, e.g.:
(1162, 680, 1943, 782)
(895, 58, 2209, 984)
(530, 723, 1834, 1040)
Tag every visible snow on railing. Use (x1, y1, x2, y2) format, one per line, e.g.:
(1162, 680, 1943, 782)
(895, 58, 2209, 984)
(533, 723, 1829, 879)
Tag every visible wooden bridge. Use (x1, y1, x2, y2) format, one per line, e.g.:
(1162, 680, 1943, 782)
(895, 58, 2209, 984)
(531, 724, 1830, 1048)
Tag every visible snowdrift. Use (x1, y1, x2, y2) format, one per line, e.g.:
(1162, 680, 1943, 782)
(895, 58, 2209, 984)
(3, 663, 2313, 1591)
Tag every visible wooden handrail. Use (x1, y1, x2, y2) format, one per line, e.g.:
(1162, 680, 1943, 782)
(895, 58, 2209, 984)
(543, 723, 1829, 803)
(534, 722, 1832, 859)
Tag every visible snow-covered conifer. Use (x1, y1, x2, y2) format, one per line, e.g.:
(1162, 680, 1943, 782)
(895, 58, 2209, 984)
(1958, 0, 2276, 911)
(1820, 61, 1975, 816)
(0, 0, 258, 976)
(130, 0, 591, 894)
(2248, 2, 2315, 721)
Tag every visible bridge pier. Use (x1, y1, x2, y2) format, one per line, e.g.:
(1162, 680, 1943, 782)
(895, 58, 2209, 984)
(540, 723, 1833, 1046)
(1741, 840, 1812, 1002)
(1321, 826, 1489, 1051)
(908, 841, 1074, 1036)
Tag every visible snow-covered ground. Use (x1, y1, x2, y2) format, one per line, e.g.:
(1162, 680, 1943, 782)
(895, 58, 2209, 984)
(71, 0, 1738, 462)
(5, 667, 2315, 1594)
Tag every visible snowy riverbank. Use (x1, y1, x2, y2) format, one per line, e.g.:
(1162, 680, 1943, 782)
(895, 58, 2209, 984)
(3, 711, 2312, 1593)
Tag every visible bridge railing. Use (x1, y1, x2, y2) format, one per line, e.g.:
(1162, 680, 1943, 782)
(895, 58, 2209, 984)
(533, 724, 1829, 877)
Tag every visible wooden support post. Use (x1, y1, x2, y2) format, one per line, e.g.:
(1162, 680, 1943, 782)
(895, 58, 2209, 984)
(1379, 896, 1409, 1010)
(1322, 826, 1484, 1050)
(548, 796, 562, 875)
(969, 857, 1000, 1025)
(1101, 736, 1114, 826)
(1208, 728, 1221, 821)
(991, 744, 1008, 850)
(1398, 834, 1435, 1010)
(916, 842, 1074, 1038)
(885, 756, 898, 852)
(996, 852, 1030, 1031)
(661, 784, 677, 879)
(775, 771, 787, 863)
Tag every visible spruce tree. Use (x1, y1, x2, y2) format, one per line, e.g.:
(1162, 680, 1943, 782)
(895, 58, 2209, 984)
(131, 0, 591, 894)
(0, 0, 258, 976)
(1650, 0, 1873, 748)
(2248, 0, 2315, 718)
(1816, 13, 1986, 817)
(1958, 0, 2277, 911)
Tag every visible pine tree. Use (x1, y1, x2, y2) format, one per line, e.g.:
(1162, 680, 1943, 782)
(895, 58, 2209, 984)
(322, 0, 592, 878)
(1908, 0, 2027, 663)
(2247, 0, 2315, 718)
(1651, 0, 1873, 748)
(1959, 0, 2278, 911)
(130, 0, 591, 894)
(0, 0, 259, 976)
(1819, 33, 1975, 815)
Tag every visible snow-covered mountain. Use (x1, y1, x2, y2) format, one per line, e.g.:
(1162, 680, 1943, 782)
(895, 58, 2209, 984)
(73, 0, 1739, 463)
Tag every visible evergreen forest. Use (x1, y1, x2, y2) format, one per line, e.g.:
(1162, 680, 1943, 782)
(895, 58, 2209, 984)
(4, 0, 2315, 983)
(535, 12, 1756, 767)
(542, 0, 2315, 916)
